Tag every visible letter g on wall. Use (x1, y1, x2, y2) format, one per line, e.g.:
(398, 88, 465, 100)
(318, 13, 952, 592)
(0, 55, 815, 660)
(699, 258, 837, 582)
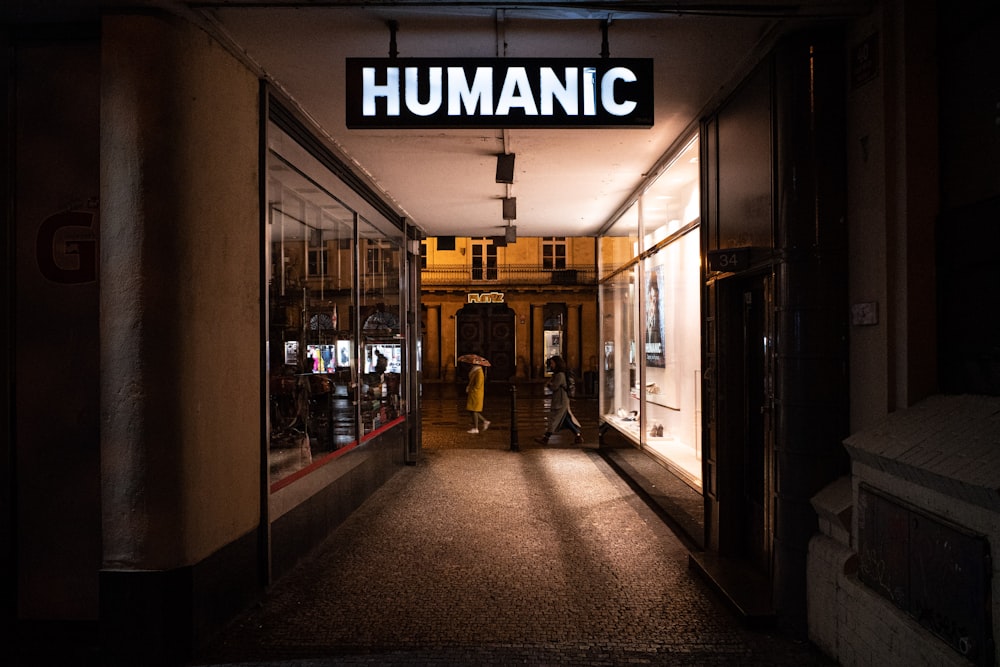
(36, 209, 98, 284)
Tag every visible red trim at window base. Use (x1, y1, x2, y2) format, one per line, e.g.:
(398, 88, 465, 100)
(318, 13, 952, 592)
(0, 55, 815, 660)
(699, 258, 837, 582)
(361, 415, 406, 443)
(270, 443, 357, 493)
(268, 416, 407, 494)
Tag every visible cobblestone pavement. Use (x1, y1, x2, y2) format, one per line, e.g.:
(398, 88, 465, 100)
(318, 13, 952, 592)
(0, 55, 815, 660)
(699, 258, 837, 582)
(192, 382, 835, 666)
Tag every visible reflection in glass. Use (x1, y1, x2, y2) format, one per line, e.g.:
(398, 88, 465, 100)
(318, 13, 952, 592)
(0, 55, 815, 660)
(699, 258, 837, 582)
(359, 219, 404, 435)
(266, 117, 413, 488)
(266, 152, 358, 486)
(599, 202, 638, 280)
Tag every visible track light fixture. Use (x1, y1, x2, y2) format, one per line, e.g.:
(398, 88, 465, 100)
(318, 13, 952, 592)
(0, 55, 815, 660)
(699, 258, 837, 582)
(502, 197, 516, 221)
(496, 153, 515, 184)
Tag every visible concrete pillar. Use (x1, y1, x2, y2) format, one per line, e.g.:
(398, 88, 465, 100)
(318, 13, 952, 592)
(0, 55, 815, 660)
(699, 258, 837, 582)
(99, 11, 260, 664)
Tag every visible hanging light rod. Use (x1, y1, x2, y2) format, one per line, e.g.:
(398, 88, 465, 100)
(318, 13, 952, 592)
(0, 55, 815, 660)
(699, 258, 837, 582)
(387, 20, 399, 58)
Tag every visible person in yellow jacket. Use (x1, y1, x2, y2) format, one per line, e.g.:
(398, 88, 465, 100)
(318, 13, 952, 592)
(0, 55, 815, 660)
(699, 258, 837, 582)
(465, 362, 490, 434)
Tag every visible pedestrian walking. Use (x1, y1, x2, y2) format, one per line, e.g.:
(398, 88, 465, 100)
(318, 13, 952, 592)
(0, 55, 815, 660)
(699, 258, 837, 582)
(465, 361, 490, 434)
(535, 355, 584, 445)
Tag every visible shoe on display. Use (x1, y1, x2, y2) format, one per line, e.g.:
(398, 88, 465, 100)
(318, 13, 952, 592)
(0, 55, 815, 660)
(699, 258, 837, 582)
(467, 428, 479, 434)
(482, 420, 490, 431)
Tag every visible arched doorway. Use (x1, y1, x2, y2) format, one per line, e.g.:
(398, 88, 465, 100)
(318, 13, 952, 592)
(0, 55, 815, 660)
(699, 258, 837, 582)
(456, 303, 515, 382)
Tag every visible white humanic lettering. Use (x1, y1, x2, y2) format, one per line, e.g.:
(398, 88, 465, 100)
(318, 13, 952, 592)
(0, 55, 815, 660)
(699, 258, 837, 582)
(539, 67, 578, 115)
(405, 67, 442, 116)
(448, 67, 493, 115)
(583, 67, 597, 115)
(361, 65, 640, 118)
(363, 67, 400, 116)
(495, 67, 538, 116)
(602, 67, 638, 116)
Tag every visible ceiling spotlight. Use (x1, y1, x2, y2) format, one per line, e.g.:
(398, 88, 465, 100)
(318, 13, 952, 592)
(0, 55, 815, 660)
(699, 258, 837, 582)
(496, 153, 515, 184)
(502, 197, 517, 221)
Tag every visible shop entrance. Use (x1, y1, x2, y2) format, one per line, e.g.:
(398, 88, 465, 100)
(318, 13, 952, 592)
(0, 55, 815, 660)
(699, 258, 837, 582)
(456, 303, 515, 382)
(542, 303, 568, 376)
(718, 272, 774, 576)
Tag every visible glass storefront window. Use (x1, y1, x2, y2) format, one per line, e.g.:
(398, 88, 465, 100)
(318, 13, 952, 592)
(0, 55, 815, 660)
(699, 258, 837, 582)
(266, 117, 406, 488)
(599, 134, 702, 489)
(599, 201, 639, 280)
(599, 266, 639, 422)
(359, 218, 404, 436)
(639, 226, 701, 486)
(640, 136, 700, 252)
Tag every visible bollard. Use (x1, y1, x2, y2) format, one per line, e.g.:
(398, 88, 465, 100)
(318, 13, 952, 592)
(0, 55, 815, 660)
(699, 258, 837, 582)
(509, 383, 519, 451)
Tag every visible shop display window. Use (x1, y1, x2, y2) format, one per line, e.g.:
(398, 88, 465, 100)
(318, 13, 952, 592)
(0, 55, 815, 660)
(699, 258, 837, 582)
(599, 267, 639, 422)
(638, 226, 701, 485)
(599, 201, 639, 280)
(359, 221, 404, 436)
(265, 118, 405, 488)
(364, 343, 402, 374)
(599, 134, 702, 489)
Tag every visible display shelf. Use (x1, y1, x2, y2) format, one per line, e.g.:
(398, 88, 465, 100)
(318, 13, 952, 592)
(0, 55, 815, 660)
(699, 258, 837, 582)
(602, 413, 702, 490)
(630, 388, 680, 411)
(603, 414, 642, 444)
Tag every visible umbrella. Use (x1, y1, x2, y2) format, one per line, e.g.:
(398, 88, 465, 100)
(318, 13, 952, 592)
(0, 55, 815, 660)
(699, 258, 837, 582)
(457, 353, 491, 367)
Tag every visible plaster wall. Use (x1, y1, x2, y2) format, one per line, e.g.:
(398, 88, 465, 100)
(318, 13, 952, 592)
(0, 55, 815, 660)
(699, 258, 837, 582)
(845, 12, 890, 433)
(846, 0, 940, 431)
(100, 12, 261, 569)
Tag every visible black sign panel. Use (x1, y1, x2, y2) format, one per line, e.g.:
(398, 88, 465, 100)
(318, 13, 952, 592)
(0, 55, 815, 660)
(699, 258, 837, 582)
(346, 58, 653, 129)
(707, 247, 752, 273)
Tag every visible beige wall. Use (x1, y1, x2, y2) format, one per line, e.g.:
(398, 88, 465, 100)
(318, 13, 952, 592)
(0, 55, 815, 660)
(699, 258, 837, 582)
(101, 13, 261, 569)
(845, 10, 889, 433)
(845, 0, 939, 433)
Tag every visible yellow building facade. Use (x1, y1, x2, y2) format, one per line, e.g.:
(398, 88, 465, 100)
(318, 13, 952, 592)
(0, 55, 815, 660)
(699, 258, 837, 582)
(421, 235, 599, 388)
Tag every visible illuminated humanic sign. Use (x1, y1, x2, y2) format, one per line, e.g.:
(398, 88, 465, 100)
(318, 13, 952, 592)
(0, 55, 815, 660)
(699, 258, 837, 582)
(346, 58, 653, 129)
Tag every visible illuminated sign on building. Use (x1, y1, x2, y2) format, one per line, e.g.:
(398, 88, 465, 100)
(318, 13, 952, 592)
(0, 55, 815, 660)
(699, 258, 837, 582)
(346, 58, 653, 128)
(468, 292, 505, 303)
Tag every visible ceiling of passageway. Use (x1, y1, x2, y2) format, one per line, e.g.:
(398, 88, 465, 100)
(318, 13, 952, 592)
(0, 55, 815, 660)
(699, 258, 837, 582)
(205, 3, 781, 239)
(9, 1, 866, 239)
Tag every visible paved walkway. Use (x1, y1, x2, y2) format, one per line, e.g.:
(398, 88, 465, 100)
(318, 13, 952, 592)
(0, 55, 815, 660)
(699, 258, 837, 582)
(191, 383, 834, 666)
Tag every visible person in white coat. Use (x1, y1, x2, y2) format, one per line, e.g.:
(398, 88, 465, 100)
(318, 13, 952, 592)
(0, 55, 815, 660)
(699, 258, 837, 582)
(534, 355, 583, 445)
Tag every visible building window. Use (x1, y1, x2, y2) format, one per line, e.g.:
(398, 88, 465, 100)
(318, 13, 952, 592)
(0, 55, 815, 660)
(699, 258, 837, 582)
(308, 248, 328, 276)
(542, 237, 567, 270)
(471, 238, 497, 281)
(420, 241, 427, 269)
(366, 242, 383, 273)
